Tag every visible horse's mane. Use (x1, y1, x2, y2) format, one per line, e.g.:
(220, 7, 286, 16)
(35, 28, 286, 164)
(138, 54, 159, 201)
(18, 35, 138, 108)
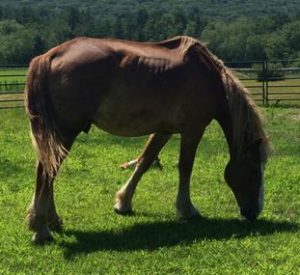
(179, 36, 271, 162)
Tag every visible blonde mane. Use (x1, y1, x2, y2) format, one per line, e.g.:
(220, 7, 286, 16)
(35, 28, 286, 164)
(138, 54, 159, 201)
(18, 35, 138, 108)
(180, 36, 271, 161)
(179, 36, 199, 54)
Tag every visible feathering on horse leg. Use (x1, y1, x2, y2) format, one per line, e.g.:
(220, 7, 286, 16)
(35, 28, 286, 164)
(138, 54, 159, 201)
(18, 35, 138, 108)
(114, 133, 171, 215)
(176, 132, 203, 219)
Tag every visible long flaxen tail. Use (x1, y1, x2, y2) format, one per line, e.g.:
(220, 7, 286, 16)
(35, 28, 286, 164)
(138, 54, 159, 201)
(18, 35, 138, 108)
(24, 54, 67, 177)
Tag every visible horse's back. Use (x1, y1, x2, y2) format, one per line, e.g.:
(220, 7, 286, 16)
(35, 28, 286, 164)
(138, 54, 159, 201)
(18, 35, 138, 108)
(49, 36, 189, 73)
(36, 37, 217, 136)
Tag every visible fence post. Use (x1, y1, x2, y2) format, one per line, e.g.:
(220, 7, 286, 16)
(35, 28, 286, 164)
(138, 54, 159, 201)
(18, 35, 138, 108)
(262, 61, 266, 105)
(264, 59, 269, 106)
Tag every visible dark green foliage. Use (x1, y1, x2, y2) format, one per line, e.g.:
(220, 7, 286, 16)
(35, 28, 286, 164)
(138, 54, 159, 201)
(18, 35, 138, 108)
(0, 1, 300, 64)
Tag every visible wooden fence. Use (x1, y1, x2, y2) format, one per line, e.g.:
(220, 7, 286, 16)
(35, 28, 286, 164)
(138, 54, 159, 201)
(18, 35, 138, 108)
(0, 65, 26, 109)
(0, 59, 300, 109)
(226, 59, 300, 106)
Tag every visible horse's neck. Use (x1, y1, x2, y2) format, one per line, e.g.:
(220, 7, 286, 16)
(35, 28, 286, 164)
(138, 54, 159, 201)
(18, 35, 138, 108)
(216, 112, 238, 160)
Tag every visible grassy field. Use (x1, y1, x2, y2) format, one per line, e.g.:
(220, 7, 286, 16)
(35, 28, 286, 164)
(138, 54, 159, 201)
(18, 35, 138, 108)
(0, 107, 299, 274)
(0, 68, 26, 109)
(0, 68, 26, 92)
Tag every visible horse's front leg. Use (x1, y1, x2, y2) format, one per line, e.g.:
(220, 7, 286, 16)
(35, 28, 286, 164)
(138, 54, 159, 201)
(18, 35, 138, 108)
(114, 133, 171, 214)
(176, 131, 203, 219)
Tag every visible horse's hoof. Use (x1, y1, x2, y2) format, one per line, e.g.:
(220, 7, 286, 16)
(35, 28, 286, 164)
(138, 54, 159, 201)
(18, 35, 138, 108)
(114, 203, 134, 216)
(48, 217, 63, 232)
(176, 206, 201, 220)
(31, 229, 54, 245)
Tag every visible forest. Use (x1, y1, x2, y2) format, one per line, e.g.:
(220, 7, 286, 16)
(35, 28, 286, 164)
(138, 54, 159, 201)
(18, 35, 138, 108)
(0, 0, 300, 65)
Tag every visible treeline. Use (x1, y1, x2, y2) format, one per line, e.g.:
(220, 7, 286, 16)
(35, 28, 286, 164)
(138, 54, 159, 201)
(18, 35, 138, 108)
(0, 4, 300, 65)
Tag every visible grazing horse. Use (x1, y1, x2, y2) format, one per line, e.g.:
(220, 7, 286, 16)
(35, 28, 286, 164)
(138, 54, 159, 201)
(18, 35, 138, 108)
(25, 36, 270, 243)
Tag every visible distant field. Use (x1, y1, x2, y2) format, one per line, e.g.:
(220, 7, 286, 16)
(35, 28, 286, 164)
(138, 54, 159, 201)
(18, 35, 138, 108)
(0, 68, 27, 81)
(0, 68, 300, 108)
(0, 68, 26, 108)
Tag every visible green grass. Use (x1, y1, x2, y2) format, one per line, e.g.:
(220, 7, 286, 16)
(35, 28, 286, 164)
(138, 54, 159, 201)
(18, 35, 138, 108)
(0, 68, 26, 92)
(0, 68, 26, 108)
(0, 108, 299, 274)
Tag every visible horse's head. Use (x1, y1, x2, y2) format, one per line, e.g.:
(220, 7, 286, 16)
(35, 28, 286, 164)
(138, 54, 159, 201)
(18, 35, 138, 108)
(224, 139, 266, 221)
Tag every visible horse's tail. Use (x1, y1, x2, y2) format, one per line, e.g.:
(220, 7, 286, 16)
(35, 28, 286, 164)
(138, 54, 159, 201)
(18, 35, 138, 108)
(24, 54, 67, 177)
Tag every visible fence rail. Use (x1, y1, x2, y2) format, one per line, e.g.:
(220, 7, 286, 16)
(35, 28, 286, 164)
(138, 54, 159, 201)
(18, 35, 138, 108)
(1, 59, 300, 109)
(227, 59, 300, 106)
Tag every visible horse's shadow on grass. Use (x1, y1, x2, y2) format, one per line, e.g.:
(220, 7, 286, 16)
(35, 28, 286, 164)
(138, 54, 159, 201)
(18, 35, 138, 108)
(60, 217, 298, 259)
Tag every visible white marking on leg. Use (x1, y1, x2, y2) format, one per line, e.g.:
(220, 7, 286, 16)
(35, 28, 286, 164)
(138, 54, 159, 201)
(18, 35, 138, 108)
(114, 168, 141, 214)
(176, 184, 199, 218)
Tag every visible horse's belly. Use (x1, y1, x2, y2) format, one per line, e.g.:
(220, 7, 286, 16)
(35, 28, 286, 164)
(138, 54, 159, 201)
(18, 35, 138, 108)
(92, 113, 165, 136)
(90, 75, 185, 136)
(92, 103, 178, 137)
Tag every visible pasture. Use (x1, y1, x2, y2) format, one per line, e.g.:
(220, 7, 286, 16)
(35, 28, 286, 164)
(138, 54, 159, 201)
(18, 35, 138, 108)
(0, 107, 299, 274)
(0, 68, 26, 109)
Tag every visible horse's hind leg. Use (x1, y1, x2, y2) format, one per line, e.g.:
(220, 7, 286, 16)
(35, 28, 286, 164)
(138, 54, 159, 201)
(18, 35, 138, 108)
(176, 132, 203, 219)
(47, 180, 63, 232)
(27, 162, 56, 243)
(114, 133, 171, 214)
(27, 134, 76, 244)
(120, 156, 162, 170)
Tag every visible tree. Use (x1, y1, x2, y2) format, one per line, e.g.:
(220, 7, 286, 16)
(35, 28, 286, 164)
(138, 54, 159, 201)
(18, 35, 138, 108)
(202, 19, 255, 60)
(112, 17, 125, 39)
(135, 8, 149, 40)
(282, 20, 300, 52)
(64, 7, 80, 33)
(265, 33, 291, 60)
(32, 35, 46, 57)
(245, 35, 267, 60)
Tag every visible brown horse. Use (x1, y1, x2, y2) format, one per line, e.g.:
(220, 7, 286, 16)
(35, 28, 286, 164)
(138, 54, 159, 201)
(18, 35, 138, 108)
(25, 36, 270, 243)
